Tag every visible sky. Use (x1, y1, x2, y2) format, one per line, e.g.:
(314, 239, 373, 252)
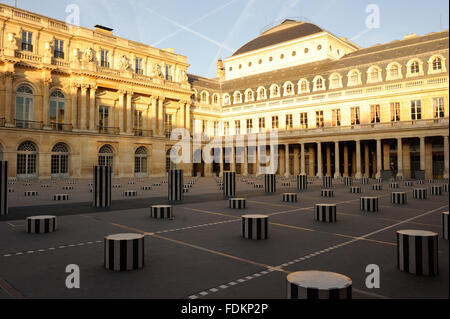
(3, 0, 449, 78)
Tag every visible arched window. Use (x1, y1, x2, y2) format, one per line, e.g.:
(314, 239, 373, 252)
(213, 94, 219, 105)
(201, 91, 208, 104)
(298, 80, 309, 93)
(233, 92, 242, 104)
(386, 63, 402, 80)
(410, 61, 419, 74)
(134, 146, 148, 176)
(17, 141, 38, 178)
(245, 89, 254, 102)
(15, 85, 35, 128)
(367, 66, 382, 83)
(270, 85, 280, 98)
(50, 90, 66, 130)
(223, 94, 231, 106)
(284, 82, 294, 96)
(313, 77, 325, 91)
(257, 87, 266, 100)
(329, 74, 342, 89)
(98, 145, 114, 170)
(51, 143, 69, 178)
(433, 57, 442, 71)
(348, 70, 361, 86)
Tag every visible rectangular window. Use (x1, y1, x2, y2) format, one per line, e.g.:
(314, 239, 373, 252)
(202, 120, 208, 134)
(54, 39, 64, 59)
(224, 121, 230, 136)
(433, 97, 445, 119)
(165, 114, 173, 133)
(332, 109, 341, 127)
(22, 31, 33, 52)
(246, 119, 253, 134)
(370, 105, 381, 123)
(411, 100, 422, 120)
(235, 120, 241, 135)
(134, 110, 143, 130)
(259, 117, 265, 133)
(316, 111, 324, 128)
(98, 106, 109, 129)
(135, 58, 143, 75)
(390, 102, 401, 122)
(299, 112, 308, 129)
(101, 49, 110, 68)
(286, 114, 293, 129)
(214, 121, 218, 136)
(272, 116, 279, 129)
(165, 65, 173, 81)
(350, 107, 360, 125)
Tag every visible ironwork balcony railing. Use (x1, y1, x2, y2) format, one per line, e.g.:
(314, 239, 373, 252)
(14, 119, 43, 130)
(97, 126, 120, 135)
(133, 129, 153, 137)
(50, 122, 73, 132)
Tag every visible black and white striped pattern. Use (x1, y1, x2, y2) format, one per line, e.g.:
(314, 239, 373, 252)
(128, 181, 135, 185)
(444, 184, 449, 193)
(397, 230, 438, 276)
(430, 186, 442, 196)
(183, 188, 189, 193)
(287, 271, 352, 299)
(282, 193, 298, 203)
(343, 176, 353, 187)
(321, 189, 334, 198)
(151, 205, 173, 220)
(62, 186, 74, 191)
(223, 172, 236, 199)
(361, 197, 378, 212)
(323, 176, 333, 188)
(27, 216, 57, 234)
(315, 204, 337, 223)
(229, 198, 246, 209)
(168, 169, 184, 202)
(426, 179, 434, 184)
(375, 178, 383, 183)
(104, 234, 145, 272)
(8, 189, 14, 193)
(417, 180, 425, 185)
(53, 194, 69, 201)
(141, 186, 152, 191)
(40, 184, 49, 188)
(93, 166, 112, 208)
(124, 191, 137, 197)
(372, 184, 382, 191)
(391, 192, 407, 205)
(350, 187, 361, 194)
(297, 175, 308, 192)
(442, 212, 448, 240)
(0, 161, 7, 216)
(242, 215, 269, 240)
(404, 181, 413, 187)
(390, 183, 400, 189)
(112, 185, 122, 189)
(265, 174, 277, 193)
(413, 188, 427, 200)
(281, 182, 291, 187)
(254, 184, 263, 189)
(360, 177, 369, 185)
(24, 191, 38, 197)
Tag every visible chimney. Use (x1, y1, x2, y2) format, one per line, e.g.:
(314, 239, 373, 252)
(217, 58, 225, 80)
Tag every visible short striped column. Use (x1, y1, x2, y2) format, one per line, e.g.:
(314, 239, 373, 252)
(24, 191, 38, 197)
(229, 198, 246, 209)
(390, 182, 400, 189)
(426, 179, 434, 184)
(372, 184, 382, 191)
(350, 186, 361, 194)
(53, 194, 69, 201)
(151, 205, 173, 220)
(413, 188, 427, 200)
(281, 182, 291, 187)
(404, 181, 413, 187)
(104, 234, 145, 272)
(361, 197, 378, 212)
(0, 161, 7, 216)
(444, 184, 449, 193)
(287, 271, 352, 299)
(297, 175, 308, 192)
(430, 185, 442, 196)
(417, 180, 425, 185)
(112, 184, 122, 189)
(397, 230, 438, 276)
(93, 166, 112, 208)
(360, 177, 369, 185)
(124, 190, 137, 197)
(323, 176, 333, 188)
(442, 212, 449, 240)
(391, 192, 407, 205)
(223, 172, 236, 199)
(254, 184, 263, 189)
(282, 193, 298, 203)
(343, 176, 352, 187)
(375, 178, 383, 183)
(27, 216, 57, 234)
(168, 169, 184, 202)
(265, 174, 276, 193)
(141, 186, 152, 191)
(62, 186, 74, 191)
(315, 204, 337, 223)
(321, 189, 334, 198)
(242, 215, 269, 240)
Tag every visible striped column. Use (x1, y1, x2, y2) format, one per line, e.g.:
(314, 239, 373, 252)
(151, 205, 173, 219)
(223, 172, 236, 199)
(53, 194, 69, 201)
(350, 186, 361, 194)
(390, 182, 400, 189)
(287, 271, 352, 299)
(323, 176, 333, 188)
(229, 198, 246, 209)
(361, 197, 378, 212)
(297, 175, 308, 192)
(361, 177, 369, 185)
(265, 174, 276, 193)
(397, 230, 438, 276)
(391, 192, 407, 205)
(442, 212, 448, 240)
(93, 166, 112, 208)
(27, 216, 57, 234)
(0, 161, 7, 216)
(315, 204, 337, 223)
(430, 186, 442, 196)
(168, 169, 184, 202)
(343, 176, 352, 187)
(372, 184, 382, 191)
(124, 191, 138, 197)
(283, 193, 298, 203)
(242, 214, 269, 240)
(413, 188, 427, 200)
(444, 184, 449, 193)
(321, 189, 334, 197)
(104, 234, 145, 272)
(404, 181, 413, 187)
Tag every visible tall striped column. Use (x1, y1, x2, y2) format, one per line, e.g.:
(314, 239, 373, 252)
(0, 161, 7, 216)
(297, 174, 308, 192)
(323, 176, 333, 188)
(93, 166, 112, 208)
(265, 174, 276, 193)
(168, 169, 184, 202)
(223, 172, 236, 199)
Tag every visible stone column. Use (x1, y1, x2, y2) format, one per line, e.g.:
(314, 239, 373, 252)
(80, 85, 88, 130)
(4, 74, 14, 126)
(179, 102, 185, 129)
(118, 91, 125, 133)
(355, 140, 362, 179)
(397, 138, 403, 178)
(89, 85, 97, 131)
(243, 145, 248, 176)
(42, 79, 51, 129)
(71, 86, 78, 129)
(300, 143, 306, 175)
(376, 139, 382, 178)
(309, 146, 315, 177)
(364, 143, 370, 178)
(326, 144, 332, 177)
(151, 97, 157, 134)
(343, 143, 349, 177)
(185, 104, 191, 133)
(285, 144, 290, 176)
(158, 97, 165, 136)
(334, 141, 341, 178)
(444, 136, 449, 179)
(126, 91, 133, 134)
(317, 142, 323, 178)
(293, 145, 300, 176)
(420, 137, 426, 171)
